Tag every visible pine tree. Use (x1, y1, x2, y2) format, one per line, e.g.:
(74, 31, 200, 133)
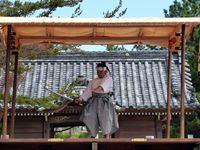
(0, 0, 82, 17)
(164, 0, 200, 92)
(164, 0, 200, 138)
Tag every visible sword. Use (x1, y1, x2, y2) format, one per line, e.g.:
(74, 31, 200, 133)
(44, 86, 73, 101)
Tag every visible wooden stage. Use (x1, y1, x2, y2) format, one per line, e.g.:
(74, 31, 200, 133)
(0, 138, 200, 150)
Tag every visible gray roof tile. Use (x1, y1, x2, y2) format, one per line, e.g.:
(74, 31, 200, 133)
(0, 51, 199, 110)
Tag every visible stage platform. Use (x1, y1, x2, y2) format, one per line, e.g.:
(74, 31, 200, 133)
(0, 138, 200, 150)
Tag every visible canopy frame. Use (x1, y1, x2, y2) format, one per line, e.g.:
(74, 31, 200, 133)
(0, 17, 200, 140)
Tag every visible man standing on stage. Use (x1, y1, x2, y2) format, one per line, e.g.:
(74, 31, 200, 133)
(74, 62, 119, 139)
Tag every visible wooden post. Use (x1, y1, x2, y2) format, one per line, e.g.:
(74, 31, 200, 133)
(50, 126, 55, 138)
(92, 142, 98, 150)
(166, 47, 172, 138)
(10, 51, 19, 138)
(43, 115, 50, 138)
(180, 24, 186, 138)
(2, 25, 11, 139)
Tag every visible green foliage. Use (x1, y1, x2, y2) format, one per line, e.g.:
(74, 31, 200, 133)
(52, 44, 83, 53)
(164, 0, 200, 91)
(186, 26, 200, 91)
(54, 127, 106, 138)
(54, 132, 71, 138)
(162, 116, 180, 138)
(162, 114, 200, 138)
(18, 44, 61, 60)
(162, 0, 200, 138)
(103, 0, 127, 18)
(164, 0, 200, 18)
(109, 0, 200, 52)
(185, 109, 200, 138)
(0, 78, 81, 109)
(54, 127, 92, 138)
(106, 45, 127, 51)
(0, 92, 57, 109)
(71, 4, 82, 18)
(196, 91, 200, 102)
(54, 131, 89, 138)
(186, 116, 200, 138)
(10, 63, 32, 75)
(133, 45, 166, 51)
(57, 78, 81, 98)
(0, 0, 82, 17)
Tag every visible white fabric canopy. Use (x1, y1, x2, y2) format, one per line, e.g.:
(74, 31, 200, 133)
(0, 17, 200, 48)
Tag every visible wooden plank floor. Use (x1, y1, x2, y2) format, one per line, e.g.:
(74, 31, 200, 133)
(0, 138, 200, 150)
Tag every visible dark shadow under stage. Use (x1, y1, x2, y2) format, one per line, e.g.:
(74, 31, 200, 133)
(0, 138, 200, 150)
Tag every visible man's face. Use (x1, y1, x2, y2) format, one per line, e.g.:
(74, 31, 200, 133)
(97, 70, 107, 78)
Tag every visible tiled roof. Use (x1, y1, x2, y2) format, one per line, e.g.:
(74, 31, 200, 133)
(0, 51, 199, 110)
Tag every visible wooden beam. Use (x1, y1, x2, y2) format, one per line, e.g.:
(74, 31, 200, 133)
(166, 48, 172, 138)
(18, 36, 169, 41)
(18, 36, 169, 46)
(92, 142, 98, 150)
(2, 25, 11, 140)
(10, 51, 19, 138)
(13, 24, 178, 28)
(180, 24, 186, 139)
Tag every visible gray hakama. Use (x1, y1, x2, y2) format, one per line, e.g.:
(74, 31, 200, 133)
(80, 92, 119, 137)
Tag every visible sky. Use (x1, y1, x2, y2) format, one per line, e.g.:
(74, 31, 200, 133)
(52, 0, 176, 18)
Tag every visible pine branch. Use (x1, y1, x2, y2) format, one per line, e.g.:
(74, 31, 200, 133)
(71, 4, 83, 18)
(0, 0, 82, 17)
(103, 0, 127, 18)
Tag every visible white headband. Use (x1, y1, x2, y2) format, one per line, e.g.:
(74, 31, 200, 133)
(96, 67, 107, 71)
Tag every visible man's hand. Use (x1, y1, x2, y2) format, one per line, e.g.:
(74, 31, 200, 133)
(73, 97, 82, 104)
